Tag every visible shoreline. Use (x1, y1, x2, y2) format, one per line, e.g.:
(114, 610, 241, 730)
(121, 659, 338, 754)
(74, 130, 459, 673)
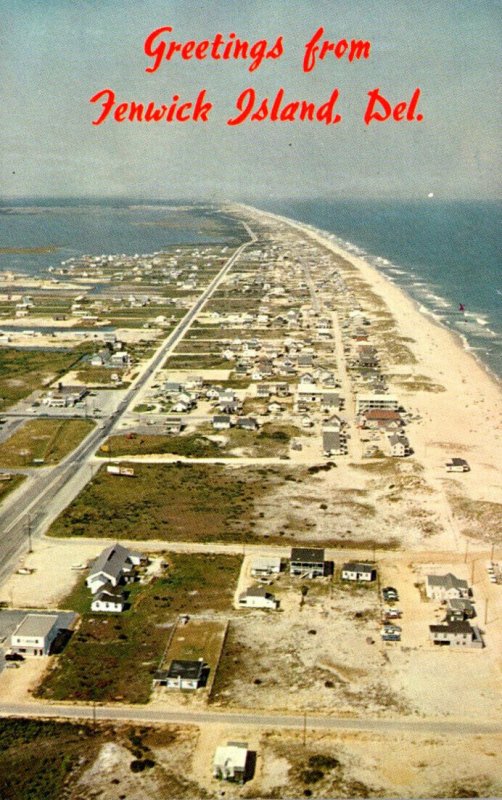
(241, 203, 502, 391)
(238, 202, 502, 520)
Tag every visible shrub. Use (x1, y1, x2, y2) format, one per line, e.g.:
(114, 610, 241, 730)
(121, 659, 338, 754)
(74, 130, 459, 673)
(301, 769, 324, 784)
(308, 754, 339, 770)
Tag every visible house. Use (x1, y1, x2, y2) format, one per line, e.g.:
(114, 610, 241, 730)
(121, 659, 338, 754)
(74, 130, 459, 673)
(388, 433, 410, 457)
(445, 458, 470, 473)
(323, 415, 343, 432)
(290, 547, 329, 578)
(250, 556, 282, 576)
(341, 562, 377, 582)
(426, 573, 469, 602)
(110, 351, 130, 368)
(10, 614, 60, 656)
(213, 742, 250, 783)
(238, 586, 279, 609)
(361, 409, 402, 429)
(43, 384, 88, 408)
(212, 415, 232, 430)
(165, 416, 184, 434)
(355, 394, 399, 414)
(91, 584, 126, 613)
(446, 598, 476, 621)
(164, 381, 184, 396)
(237, 417, 259, 431)
(86, 543, 144, 595)
(162, 659, 206, 689)
(322, 431, 347, 456)
(429, 621, 483, 648)
(320, 393, 343, 413)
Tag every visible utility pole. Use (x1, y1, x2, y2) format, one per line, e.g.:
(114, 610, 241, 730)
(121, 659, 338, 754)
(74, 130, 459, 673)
(464, 539, 469, 563)
(26, 515, 33, 554)
(490, 542, 494, 561)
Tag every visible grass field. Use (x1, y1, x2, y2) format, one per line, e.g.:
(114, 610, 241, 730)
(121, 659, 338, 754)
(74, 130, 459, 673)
(47, 461, 274, 541)
(36, 553, 240, 703)
(0, 418, 95, 467)
(97, 432, 223, 459)
(159, 618, 227, 693)
(0, 346, 90, 410)
(0, 718, 104, 800)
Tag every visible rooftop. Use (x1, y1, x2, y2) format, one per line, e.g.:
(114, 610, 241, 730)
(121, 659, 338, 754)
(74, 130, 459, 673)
(167, 659, 204, 680)
(291, 547, 325, 563)
(13, 613, 59, 639)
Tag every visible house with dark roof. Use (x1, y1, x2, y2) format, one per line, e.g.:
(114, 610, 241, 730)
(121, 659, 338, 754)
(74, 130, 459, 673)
(290, 548, 329, 578)
(86, 543, 144, 595)
(429, 621, 483, 648)
(155, 659, 207, 689)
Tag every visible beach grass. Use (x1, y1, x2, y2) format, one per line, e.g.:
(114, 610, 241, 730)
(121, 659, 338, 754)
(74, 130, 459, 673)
(0, 418, 95, 467)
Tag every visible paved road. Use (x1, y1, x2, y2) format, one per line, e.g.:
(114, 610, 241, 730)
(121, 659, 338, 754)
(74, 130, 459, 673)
(0, 223, 257, 588)
(0, 701, 499, 736)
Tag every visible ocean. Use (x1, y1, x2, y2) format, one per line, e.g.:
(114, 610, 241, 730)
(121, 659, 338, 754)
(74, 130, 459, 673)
(0, 198, 500, 380)
(261, 199, 502, 381)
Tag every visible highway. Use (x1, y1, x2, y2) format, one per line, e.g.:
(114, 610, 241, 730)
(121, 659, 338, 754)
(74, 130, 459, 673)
(0, 222, 257, 587)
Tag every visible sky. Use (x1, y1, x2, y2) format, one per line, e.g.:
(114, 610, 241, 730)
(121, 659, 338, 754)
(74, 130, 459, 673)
(0, 0, 500, 200)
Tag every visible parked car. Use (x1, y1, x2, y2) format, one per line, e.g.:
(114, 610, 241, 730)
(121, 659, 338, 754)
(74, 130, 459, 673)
(5, 652, 24, 662)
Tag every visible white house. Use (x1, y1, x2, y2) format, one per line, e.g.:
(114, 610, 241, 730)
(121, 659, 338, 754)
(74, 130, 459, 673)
(426, 573, 469, 601)
(213, 742, 249, 783)
(341, 562, 377, 582)
(250, 556, 282, 577)
(355, 394, 399, 414)
(388, 433, 410, 457)
(238, 587, 278, 609)
(91, 584, 126, 613)
(163, 659, 206, 689)
(10, 614, 60, 656)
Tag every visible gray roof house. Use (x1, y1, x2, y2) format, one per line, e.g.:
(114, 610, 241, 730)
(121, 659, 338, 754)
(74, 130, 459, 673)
(322, 431, 347, 456)
(86, 543, 144, 594)
(426, 573, 469, 602)
(91, 584, 127, 613)
(238, 586, 279, 609)
(11, 614, 60, 656)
